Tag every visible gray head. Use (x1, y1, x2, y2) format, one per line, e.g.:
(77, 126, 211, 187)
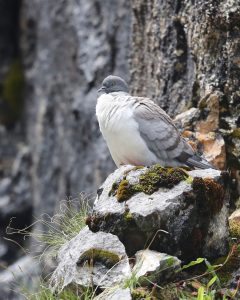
(98, 75, 129, 94)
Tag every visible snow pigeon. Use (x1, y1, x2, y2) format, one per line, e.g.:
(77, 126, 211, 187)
(96, 75, 215, 169)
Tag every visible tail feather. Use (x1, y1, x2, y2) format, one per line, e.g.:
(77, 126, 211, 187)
(186, 155, 217, 170)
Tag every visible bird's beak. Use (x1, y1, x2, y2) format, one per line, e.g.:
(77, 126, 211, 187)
(97, 87, 106, 93)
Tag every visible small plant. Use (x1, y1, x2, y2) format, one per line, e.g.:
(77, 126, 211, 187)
(7, 193, 91, 259)
(175, 245, 240, 300)
(22, 283, 94, 300)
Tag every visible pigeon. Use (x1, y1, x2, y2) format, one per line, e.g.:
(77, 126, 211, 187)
(96, 75, 215, 169)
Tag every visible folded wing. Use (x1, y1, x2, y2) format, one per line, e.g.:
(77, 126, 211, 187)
(133, 97, 215, 169)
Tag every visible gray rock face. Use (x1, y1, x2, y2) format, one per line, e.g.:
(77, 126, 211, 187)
(50, 227, 131, 292)
(130, 0, 240, 198)
(0, 146, 32, 265)
(20, 0, 131, 219)
(133, 250, 181, 285)
(87, 165, 229, 260)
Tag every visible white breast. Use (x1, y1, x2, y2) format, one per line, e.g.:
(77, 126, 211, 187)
(96, 93, 157, 166)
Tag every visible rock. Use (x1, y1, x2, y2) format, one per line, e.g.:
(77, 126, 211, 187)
(174, 97, 226, 170)
(229, 209, 240, 238)
(20, 0, 131, 221)
(133, 250, 181, 285)
(95, 288, 132, 300)
(0, 146, 33, 266)
(174, 107, 200, 130)
(50, 227, 131, 292)
(195, 132, 226, 170)
(0, 146, 32, 218)
(130, 0, 239, 201)
(0, 255, 40, 300)
(87, 165, 229, 260)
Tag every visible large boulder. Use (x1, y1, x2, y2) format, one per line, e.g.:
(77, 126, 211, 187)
(87, 165, 229, 260)
(50, 227, 131, 292)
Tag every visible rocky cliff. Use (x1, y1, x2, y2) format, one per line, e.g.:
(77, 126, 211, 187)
(0, 0, 240, 298)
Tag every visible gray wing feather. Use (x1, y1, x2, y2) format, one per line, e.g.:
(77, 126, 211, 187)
(133, 97, 194, 163)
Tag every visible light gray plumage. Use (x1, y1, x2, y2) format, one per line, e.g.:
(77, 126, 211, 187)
(96, 75, 215, 169)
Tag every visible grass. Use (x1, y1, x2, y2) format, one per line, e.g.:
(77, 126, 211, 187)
(22, 283, 94, 300)
(6, 193, 91, 259)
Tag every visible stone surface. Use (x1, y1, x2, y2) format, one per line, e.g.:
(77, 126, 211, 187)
(50, 227, 131, 292)
(130, 0, 240, 198)
(174, 108, 200, 131)
(133, 250, 181, 285)
(95, 288, 132, 300)
(0, 255, 40, 300)
(174, 100, 226, 170)
(87, 165, 229, 260)
(0, 146, 33, 266)
(20, 0, 131, 220)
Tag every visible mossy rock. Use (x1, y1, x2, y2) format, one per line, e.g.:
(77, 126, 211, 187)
(76, 248, 122, 269)
(109, 165, 189, 202)
(192, 177, 225, 215)
(229, 219, 240, 238)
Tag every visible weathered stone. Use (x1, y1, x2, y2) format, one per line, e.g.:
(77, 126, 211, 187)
(0, 255, 40, 300)
(87, 165, 229, 260)
(174, 96, 226, 170)
(130, 0, 240, 200)
(20, 0, 131, 220)
(133, 250, 181, 285)
(95, 288, 132, 300)
(174, 107, 200, 130)
(50, 227, 131, 292)
(0, 146, 33, 266)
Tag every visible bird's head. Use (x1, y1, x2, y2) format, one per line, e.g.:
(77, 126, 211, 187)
(98, 75, 129, 94)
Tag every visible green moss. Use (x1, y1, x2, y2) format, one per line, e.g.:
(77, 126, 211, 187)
(192, 177, 225, 215)
(137, 165, 189, 193)
(77, 248, 122, 269)
(231, 128, 240, 139)
(116, 179, 136, 202)
(132, 287, 157, 300)
(229, 219, 240, 238)
(124, 211, 133, 221)
(1, 59, 24, 124)
(110, 165, 189, 203)
(108, 182, 119, 197)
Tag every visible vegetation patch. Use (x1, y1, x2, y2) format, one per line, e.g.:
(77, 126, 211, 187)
(229, 219, 240, 238)
(231, 128, 240, 139)
(192, 177, 225, 215)
(132, 287, 157, 300)
(7, 195, 90, 258)
(109, 165, 189, 202)
(77, 248, 122, 269)
(85, 213, 107, 233)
